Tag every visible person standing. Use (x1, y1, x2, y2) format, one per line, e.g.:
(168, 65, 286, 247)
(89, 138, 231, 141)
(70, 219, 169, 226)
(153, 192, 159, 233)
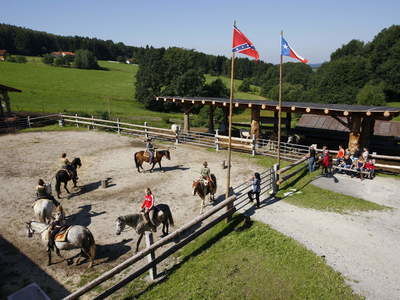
(248, 172, 261, 208)
(362, 147, 369, 161)
(306, 144, 317, 173)
(336, 145, 345, 165)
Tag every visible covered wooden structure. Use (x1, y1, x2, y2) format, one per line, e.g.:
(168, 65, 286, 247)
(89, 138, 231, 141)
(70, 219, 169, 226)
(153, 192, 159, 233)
(0, 84, 21, 116)
(156, 96, 400, 153)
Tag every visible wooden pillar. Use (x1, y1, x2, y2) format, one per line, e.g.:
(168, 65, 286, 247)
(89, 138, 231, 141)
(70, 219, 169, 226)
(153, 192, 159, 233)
(273, 111, 279, 135)
(183, 112, 190, 133)
(145, 232, 156, 280)
(221, 107, 228, 134)
(360, 117, 375, 149)
(250, 107, 260, 139)
(285, 112, 292, 135)
(0, 96, 4, 116)
(348, 115, 362, 154)
(3, 91, 11, 113)
(208, 105, 214, 133)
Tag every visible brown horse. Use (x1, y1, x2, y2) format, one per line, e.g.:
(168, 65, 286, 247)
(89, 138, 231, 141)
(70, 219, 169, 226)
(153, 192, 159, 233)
(192, 174, 217, 214)
(134, 150, 170, 173)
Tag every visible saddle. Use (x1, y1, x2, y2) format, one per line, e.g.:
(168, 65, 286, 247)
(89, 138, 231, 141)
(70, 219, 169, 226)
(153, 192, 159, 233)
(54, 226, 71, 242)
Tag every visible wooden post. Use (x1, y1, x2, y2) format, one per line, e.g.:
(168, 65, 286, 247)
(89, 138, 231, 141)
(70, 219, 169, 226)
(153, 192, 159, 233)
(208, 104, 214, 133)
(360, 117, 375, 149)
(145, 232, 156, 280)
(348, 115, 362, 154)
(91, 115, 95, 130)
(117, 118, 120, 134)
(27, 116, 31, 128)
(183, 112, 190, 133)
(0, 93, 4, 116)
(75, 114, 79, 128)
(273, 110, 279, 135)
(251, 134, 256, 156)
(272, 163, 279, 194)
(215, 129, 219, 151)
(144, 122, 149, 139)
(285, 112, 292, 135)
(3, 91, 11, 113)
(250, 107, 260, 139)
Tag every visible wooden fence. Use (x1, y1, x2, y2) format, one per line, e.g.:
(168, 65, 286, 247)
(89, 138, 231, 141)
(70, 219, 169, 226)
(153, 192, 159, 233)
(63, 166, 275, 299)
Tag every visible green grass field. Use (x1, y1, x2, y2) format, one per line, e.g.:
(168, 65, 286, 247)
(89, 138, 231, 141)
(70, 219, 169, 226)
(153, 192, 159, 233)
(388, 102, 400, 121)
(1, 59, 263, 126)
(122, 215, 362, 300)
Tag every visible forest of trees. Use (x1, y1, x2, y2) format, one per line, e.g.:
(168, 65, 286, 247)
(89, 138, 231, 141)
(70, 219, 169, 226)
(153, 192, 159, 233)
(2, 23, 399, 111)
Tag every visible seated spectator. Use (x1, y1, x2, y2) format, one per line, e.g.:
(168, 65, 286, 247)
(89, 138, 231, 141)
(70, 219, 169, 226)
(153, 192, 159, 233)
(345, 148, 351, 156)
(364, 159, 376, 179)
(336, 145, 345, 165)
(362, 147, 369, 161)
(339, 154, 353, 174)
(355, 156, 366, 180)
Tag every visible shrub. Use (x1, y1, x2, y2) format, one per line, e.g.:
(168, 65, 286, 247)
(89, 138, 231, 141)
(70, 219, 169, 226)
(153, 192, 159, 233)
(54, 56, 66, 66)
(238, 78, 252, 92)
(74, 49, 99, 69)
(356, 82, 386, 106)
(42, 54, 54, 65)
(15, 55, 27, 63)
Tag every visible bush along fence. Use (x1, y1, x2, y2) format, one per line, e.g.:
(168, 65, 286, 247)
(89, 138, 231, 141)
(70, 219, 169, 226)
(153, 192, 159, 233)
(63, 166, 276, 299)
(1, 113, 399, 171)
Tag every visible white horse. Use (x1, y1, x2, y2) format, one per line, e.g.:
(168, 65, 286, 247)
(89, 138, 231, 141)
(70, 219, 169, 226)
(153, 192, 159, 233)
(26, 221, 96, 268)
(33, 199, 64, 224)
(239, 128, 251, 139)
(171, 124, 181, 134)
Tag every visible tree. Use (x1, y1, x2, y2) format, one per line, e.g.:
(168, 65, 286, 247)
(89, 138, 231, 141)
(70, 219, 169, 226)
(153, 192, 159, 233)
(74, 49, 99, 69)
(268, 83, 305, 102)
(356, 82, 386, 106)
(54, 56, 66, 66)
(238, 78, 252, 92)
(173, 69, 205, 97)
(331, 40, 365, 60)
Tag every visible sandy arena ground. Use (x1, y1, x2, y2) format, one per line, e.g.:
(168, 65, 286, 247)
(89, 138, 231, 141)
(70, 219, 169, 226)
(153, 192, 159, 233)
(0, 130, 260, 298)
(1, 130, 399, 299)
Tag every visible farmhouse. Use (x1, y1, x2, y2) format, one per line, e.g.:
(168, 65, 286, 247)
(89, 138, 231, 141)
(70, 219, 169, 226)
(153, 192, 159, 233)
(0, 49, 7, 61)
(50, 51, 75, 57)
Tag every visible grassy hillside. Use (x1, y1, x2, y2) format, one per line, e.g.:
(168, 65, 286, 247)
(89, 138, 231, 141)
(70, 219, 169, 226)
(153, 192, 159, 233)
(1, 58, 264, 126)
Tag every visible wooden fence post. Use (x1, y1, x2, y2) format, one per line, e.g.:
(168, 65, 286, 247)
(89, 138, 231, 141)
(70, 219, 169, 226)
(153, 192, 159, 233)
(251, 135, 256, 156)
(58, 113, 64, 127)
(27, 116, 31, 128)
(91, 115, 95, 130)
(144, 122, 149, 139)
(215, 129, 219, 151)
(272, 163, 279, 195)
(117, 118, 120, 135)
(75, 114, 79, 128)
(145, 232, 157, 280)
(175, 131, 179, 144)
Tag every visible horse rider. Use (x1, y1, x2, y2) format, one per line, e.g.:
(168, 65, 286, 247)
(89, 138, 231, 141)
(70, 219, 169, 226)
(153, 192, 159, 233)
(36, 179, 60, 207)
(200, 161, 211, 195)
(60, 153, 77, 180)
(140, 188, 157, 232)
(48, 216, 66, 251)
(145, 138, 155, 164)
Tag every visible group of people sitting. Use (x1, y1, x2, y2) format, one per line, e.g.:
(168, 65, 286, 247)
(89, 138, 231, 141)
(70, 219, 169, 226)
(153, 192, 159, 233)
(307, 145, 376, 180)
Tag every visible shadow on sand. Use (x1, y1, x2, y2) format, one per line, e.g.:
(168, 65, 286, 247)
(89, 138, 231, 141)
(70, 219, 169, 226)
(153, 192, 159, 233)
(66, 204, 106, 227)
(0, 236, 69, 299)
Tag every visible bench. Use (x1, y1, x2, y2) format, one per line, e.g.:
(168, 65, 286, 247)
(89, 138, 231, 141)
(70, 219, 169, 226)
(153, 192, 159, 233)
(332, 165, 375, 179)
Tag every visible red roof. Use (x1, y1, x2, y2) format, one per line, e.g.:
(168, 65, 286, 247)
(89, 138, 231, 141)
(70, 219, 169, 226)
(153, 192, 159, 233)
(50, 51, 75, 56)
(0, 50, 7, 55)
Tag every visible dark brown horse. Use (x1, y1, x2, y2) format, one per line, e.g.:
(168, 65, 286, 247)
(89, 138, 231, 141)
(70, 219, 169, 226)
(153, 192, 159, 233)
(134, 150, 170, 173)
(55, 157, 81, 198)
(192, 174, 217, 214)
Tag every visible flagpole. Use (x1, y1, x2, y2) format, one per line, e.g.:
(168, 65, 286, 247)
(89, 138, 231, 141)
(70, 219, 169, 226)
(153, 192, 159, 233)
(226, 21, 236, 202)
(277, 30, 283, 170)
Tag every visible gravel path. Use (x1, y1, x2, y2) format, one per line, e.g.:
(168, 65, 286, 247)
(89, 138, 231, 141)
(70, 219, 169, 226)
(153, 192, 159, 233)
(249, 173, 400, 300)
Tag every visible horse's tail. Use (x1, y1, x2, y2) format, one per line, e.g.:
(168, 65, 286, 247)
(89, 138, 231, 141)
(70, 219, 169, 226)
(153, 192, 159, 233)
(164, 205, 174, 227)
(85, 229, 96, 264)
(211, 174, 217, 192)
(55, 172, 61, 195)
(134, 152, 140, 169)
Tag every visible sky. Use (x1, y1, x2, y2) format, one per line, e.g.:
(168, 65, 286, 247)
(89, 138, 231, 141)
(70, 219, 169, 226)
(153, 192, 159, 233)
(2, 0, 399, 64)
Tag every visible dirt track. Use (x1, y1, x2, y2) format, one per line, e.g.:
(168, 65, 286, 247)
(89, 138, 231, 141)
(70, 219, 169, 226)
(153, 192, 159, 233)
(0, 131, 260, 298)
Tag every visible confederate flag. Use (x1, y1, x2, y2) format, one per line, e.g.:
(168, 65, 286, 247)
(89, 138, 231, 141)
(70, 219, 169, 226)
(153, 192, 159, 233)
(232, 25, 259, 60)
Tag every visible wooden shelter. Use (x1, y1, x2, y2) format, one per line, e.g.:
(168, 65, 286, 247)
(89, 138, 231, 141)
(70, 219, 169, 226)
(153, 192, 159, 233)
(156, 96, 400, 153)
(0, 84, 21, 116)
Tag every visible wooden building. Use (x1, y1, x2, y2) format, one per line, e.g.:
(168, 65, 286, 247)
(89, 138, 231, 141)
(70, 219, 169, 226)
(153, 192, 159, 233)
(156, 96, 400, 154)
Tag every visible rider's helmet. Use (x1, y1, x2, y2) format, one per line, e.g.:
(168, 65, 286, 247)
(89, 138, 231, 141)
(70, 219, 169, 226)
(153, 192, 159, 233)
(61, 153, 67, 158)
(38, 178, 45, 186)
(203, 161, 208, 167)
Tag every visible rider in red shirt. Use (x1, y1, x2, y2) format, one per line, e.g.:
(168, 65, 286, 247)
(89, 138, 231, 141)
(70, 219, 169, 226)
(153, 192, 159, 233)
(141, 188, 156, 232)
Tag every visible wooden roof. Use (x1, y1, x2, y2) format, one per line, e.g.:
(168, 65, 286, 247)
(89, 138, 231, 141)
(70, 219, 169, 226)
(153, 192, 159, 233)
(297, 114, 400, 137)
(156, 96, 400, 120)
(0, 84, 22, 92)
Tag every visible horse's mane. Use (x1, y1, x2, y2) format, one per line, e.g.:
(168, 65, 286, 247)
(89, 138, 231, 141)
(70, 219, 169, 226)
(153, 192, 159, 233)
(120, 214, 142, 224)
(71, 157, 81, 166)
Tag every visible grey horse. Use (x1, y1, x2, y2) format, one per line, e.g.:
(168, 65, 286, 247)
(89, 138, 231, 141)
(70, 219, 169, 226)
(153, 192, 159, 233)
(33, 199, 65, 224)
(115, 204, 174, 253)
(26, 221, 96, 268)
